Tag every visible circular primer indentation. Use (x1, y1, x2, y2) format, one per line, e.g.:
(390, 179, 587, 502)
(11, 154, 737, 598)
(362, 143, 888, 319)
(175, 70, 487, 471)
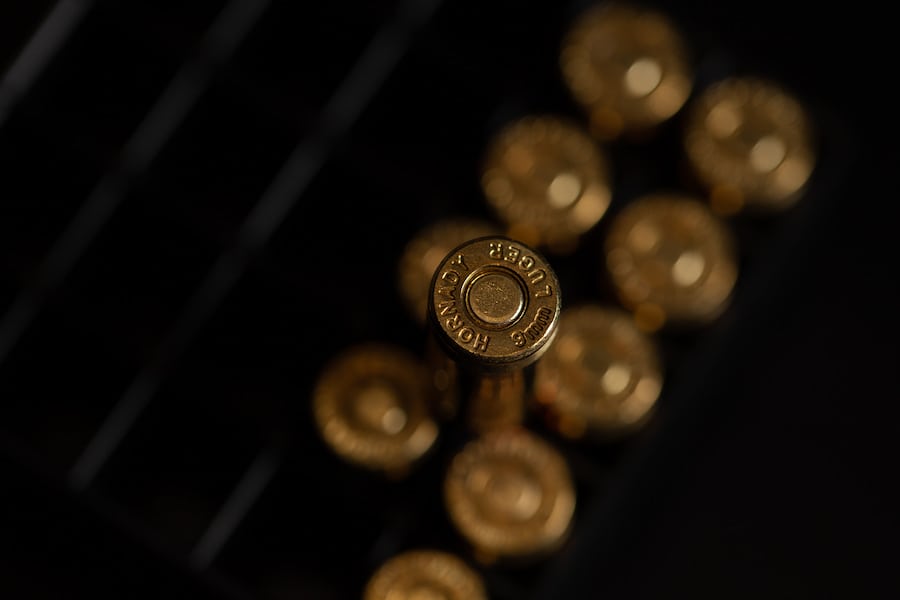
(463, 267, 528, 330)
(429, 236, 561, 370)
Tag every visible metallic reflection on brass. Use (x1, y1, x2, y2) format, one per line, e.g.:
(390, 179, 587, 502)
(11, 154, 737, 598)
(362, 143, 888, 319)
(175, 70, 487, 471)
(427, 236, 562, 433)
(312, 343, 438, 477)
(534, 304, 662, 439)
(444, 428, 575, 563)
(560, 2, 693, 140)
(480, 116, 612, 254)
(683, 76, 816, 213)
(428, 236, 562, 372)
(364, 549, 488, 600)
(468, 370, 525, 433)
(427, 328, 527, 433)
(426, 332, 461, 422)
(604, 194, 737, 331)
(398, 218, 500, 325)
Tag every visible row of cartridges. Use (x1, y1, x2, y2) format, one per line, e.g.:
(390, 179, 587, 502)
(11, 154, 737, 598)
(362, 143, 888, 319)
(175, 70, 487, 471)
(312, 2, 817, 597)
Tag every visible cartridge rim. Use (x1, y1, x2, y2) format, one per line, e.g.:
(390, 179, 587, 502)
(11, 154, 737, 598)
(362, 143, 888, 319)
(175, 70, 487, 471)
(398, 218, 500, 326)
(480, 116, 612, 253)
(683, 75, 816, 212)
(604, 193, 738, 330)
(312, 343, 438, 474)
(560, 2, 694, 138)
(428, 236, 562, 372)
(444, 428, 576, 562)
(364, 549, 488, 600)
(534, 304, 663, 439)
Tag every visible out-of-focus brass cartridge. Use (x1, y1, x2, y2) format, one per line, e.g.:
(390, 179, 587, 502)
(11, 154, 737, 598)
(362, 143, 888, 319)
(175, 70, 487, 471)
(363, 549, 488, 600)
(444, 428, 576, 564)
(604, 193, 738, 331)
(312, 343, 438, 478)
(426, 236, 562, 432)
(480, 115, 612, 255)
(534, 304, 663, 440)
(683, 75, 816, 214)
(560, 1, 693, 140)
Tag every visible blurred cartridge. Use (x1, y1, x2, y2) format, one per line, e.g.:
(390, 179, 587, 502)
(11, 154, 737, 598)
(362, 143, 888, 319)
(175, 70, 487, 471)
(480, 115, 612, 255)
(604, 193, 738, 332)
(534, 303, 663, 440)
(560, 1, 693, 140)
(312, 343, 439, 478)
(444, 427, 576, 565)
(363, 549, 488, 600)
(683, 75, 817, 214)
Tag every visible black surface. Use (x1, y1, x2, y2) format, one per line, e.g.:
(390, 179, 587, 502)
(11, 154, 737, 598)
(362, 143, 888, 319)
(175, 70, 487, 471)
(1, 1, 898, 599)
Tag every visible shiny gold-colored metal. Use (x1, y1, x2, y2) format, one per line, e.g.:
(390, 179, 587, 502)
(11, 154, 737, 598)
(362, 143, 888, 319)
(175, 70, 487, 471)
(426, 333, 527, 434)
(363, 549, 488, 600)
(683, 76, 816, 213)
(312, 343, 438, 477)
(398, 218, 500, 325)
(427, 236, 561, 433)
(425, 332, 462, 423)
(560, 2, 693, 140)
(480, 115, 612, 254)
(534, 304, 663, 439)
(428, 236, 562, 372)
(604, 194, 738, 331)
(467, 370, 526, 433)
(444, 428, 576, 563)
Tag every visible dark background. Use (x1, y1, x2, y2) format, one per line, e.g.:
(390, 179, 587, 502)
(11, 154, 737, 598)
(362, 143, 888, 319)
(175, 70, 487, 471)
(1, 1, 897, 598)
